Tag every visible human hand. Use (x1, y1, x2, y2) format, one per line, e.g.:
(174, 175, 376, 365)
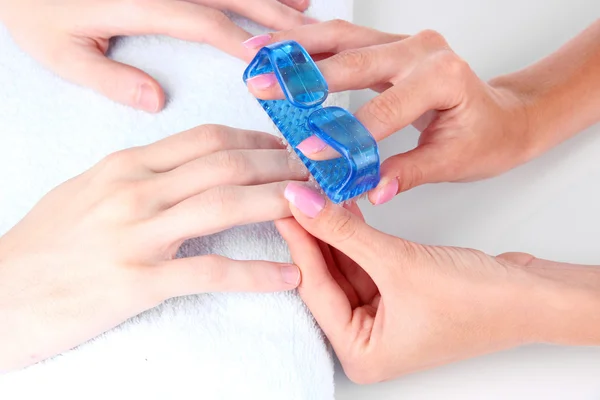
(0, 125, 307, 372)
(245, 21, 542, 204)
(276, 182, 600, 383)
(0, 0, 315, 112)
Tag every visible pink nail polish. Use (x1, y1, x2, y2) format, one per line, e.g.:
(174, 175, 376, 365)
(296, 135, 327, 155)
(373, 179, 399, 205)
(242, 34, 272, 49)
(284, 182, 325, 218)
(247, 74, 278, 90)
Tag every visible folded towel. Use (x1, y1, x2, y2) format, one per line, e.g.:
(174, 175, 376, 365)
(0, 1, 353, 398)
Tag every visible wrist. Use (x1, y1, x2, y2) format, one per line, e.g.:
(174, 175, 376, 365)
(488, 75, 551, 163)
(513, 261, 600, 346)
(489, 20, 600, 162)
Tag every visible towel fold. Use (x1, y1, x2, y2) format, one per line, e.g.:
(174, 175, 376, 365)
(0, 1, 353, 398)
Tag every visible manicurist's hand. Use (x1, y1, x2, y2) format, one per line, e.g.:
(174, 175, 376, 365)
(0, 0, 316, 111)
(247, 20, 600, 204)
(276, 182, 600, 383)
(0, 125, 306, 372)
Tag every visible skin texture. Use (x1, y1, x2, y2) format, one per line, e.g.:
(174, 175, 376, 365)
(0, 0, 315, 112)
(0, 125, 308, 372)
(277, 182, 600, 384)
(246, 19, 600, 204)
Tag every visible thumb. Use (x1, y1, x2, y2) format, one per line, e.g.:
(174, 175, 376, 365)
(50, 42, 164, 112)
(283, 182, 390, 276)
(368, 144, 447, 205)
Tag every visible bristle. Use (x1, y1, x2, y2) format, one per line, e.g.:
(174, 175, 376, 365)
(275, 121, 370, 204)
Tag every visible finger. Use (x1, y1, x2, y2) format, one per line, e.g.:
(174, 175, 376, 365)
(368, 144, 449, 204)
(152, 255, 300, 298)
(154, 149, 308, 206)
(127, 1, 254, 60)
(317, 239, 361, 308)
(158, 181, 296, 240)
(354, 54, 465, 141)
(275, 217, 352, 342)
(242, 19, 405, 55)
(278, 0, 310, 11)
(219, 0, 315, 31)
(283, 182, 392, 276)
(343, 201, 365, 221)
(247, 38, 415, 100)
(49, 43, 164, 112)
(138, 126, 284, 172)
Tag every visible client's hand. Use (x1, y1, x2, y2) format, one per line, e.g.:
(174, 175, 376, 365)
(247, 20, 600, 204)
(0, 0, 315, 112)
(0, 125, 306, 372)
(276, 183, 600, 383)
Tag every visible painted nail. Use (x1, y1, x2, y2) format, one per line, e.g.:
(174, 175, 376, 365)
(296, 135, 327, 155)
(280, 265, 301, 286)
(242, 34, 272, 49)
(372, 179, 399, 205)
(246, 74, 277, 90)
(136, 83, 159, 112)
(284, 182, 325, 218)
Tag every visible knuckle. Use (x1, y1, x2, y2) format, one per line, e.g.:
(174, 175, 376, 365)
(327, 18, 352, 32)
(203, 185, 237, 212)
(198, 256, 227, 286)
(396, 162, 424, 193)
(113, 180, 149, 212)
(97, 149, 137, 176)
(433, 51, 469, 80)
(416, 29, 448, 49)
(387, 237, 420, 266)
(328, 212, 358, 243)
(202, 9, 231, 32)
(210, 150, 248, 173)
(191, 124, 229, 148)
(365, 91, 403, 126)
(334, 48, 372, 73)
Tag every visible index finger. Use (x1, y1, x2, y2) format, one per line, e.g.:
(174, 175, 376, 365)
(275, 217, 352, 343)
(244, 19, 406, 56)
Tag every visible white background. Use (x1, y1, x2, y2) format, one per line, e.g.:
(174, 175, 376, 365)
(336, 0, 600, 399)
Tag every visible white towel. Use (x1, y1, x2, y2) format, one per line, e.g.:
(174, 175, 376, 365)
(0, 1, 353, 398)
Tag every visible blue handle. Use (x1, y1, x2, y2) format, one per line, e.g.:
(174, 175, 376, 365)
(243, 41, 380, 203)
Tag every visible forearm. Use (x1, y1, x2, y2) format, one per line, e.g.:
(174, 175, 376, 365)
(522, 260, 600, 346)
(490, 19, 600, 156)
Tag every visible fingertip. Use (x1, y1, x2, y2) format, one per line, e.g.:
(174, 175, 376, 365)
(296, 136, 327, 157)
(284, 182, 326, 219)
(242, 34, 272, 50)
(246, 74, 277, 90)
(134, 80, 164, 113)
(368, 178, 399, 205)
(279, 0, 311, 12)
(280, 264, 302, 287)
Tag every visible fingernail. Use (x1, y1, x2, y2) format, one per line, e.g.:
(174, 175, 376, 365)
(303, 16, 320, 24)
(280, 265, 301, 286)
(296, 136, 327, 155)
(284, 182, 325, 218)
(372, 179, 399, 205)
(242, 34, 272, 49)
(247, 74, 277, 90)
(136, 83, 159, 113)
